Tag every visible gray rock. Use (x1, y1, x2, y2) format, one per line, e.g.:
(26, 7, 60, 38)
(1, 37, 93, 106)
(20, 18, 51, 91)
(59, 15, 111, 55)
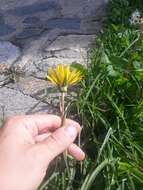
(0, 41, 20, 66)
(7, 1, 61, 16)
(46, 18, 81, 30)
(45, 34, 96, 51)
(7, 76, 47, 97)
(12, 29, 61, 73)
(15, 27, 44, 39)
(36, 58, 86, 73)
(0, 13, 5, 25)
(59, 0, 107, 18)
(5, 75, 61, 111)
(0, 74, 8, 87)
(0, 0, 107, 42)
(18, 34, 96, 73)
(23, 16, 41, 24)
(0, 0, 38, 10)
(16, 16, 45, 40)
(0, 24, 16, 36)
(46, 49, 84, 59)
(35, 34, 96, 71)
(0, 87, 54, 117)
(80, 19, 102, 34)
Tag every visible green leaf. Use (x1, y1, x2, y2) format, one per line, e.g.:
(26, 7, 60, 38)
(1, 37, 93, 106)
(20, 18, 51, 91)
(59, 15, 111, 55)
(101, 51, 111, 64)
(107, 65, 119, 77)
(133, 61, 143, 71)
(80, 159, 110, 190)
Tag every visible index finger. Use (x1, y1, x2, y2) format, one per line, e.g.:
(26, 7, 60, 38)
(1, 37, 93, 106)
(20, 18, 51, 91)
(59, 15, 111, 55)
(5, 114, 80, 137)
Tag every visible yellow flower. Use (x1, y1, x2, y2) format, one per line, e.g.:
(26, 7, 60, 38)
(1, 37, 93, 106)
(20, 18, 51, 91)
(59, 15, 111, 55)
(47, 64, 82, 92)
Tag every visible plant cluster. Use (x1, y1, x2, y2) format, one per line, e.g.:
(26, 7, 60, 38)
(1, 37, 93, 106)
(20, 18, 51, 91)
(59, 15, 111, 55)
(75, 0, 143, 189)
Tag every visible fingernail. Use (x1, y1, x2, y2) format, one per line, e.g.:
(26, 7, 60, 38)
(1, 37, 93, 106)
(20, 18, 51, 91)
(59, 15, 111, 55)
(64, 126, 77, 137)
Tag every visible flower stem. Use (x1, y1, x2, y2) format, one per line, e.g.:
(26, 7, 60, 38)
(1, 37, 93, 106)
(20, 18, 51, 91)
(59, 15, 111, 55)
(60, 91, 70, 178)
(78, 127, 83, 174)
(60, 92, 66, 126)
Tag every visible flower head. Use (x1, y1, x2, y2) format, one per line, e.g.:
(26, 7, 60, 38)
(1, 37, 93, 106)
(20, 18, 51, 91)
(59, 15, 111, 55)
(46, 64, 82, 92)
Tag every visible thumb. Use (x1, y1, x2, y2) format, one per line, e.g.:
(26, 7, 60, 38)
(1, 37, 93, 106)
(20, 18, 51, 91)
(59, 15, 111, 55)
(38, 125, 78, 164)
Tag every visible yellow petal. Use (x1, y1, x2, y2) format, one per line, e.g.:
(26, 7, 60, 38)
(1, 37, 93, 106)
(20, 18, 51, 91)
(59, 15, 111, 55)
(55, 64, 65, 85)
(47, 67, 58, 84)
(66, 65, 70, 80)
(68, 70, 82, 85)
(47, 76, 57, 85)
(61, 65, 65, 85)
(63, 65, 70, 86)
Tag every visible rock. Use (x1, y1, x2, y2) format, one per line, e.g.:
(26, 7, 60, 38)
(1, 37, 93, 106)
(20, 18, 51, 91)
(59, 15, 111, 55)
(36, 57, 86, 73)
(17, 34, 96, 74)
(0, 0, 107, 42)
(0, 0, 38, 10)
(23, 16, 41, 24)
(12, 29, 62, 73)
(0, 13, 5, 25)
(0, 65, 9, 74)
(48, 49, 85, 59)
(35, 34, 96, 70)
(0, 87, 54, 117)
(0, 74, 8, 87)
(46, 18, 81, 30)
(5, 75, 61, 110)
(4, 75, 75, 113)
(45, 34, 96, 51)
(0, 24, 16, 36)
(7, 1, 61, 16)
(59, 0, 107, 18)
(7, 76, 47, 96)
(15, 16, 45, 40)
(80, 19, 102, 34)
(59, 0, 89, 18)
(15, 27, 44, 39)
(0, 41, 20, 67)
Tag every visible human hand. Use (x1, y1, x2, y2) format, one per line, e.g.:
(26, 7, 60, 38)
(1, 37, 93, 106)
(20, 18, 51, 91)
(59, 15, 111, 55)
(0, 115, 85, 190)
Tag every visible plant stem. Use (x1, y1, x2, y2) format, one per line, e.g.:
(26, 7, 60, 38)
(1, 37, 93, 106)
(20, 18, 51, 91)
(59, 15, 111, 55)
(60, 91, 70, 178)
(78, 127, 83, 174)
(60, 92, 66, 126)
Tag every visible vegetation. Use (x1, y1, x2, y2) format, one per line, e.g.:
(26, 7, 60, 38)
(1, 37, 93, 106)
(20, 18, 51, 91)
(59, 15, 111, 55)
(39, 0, 143, 189)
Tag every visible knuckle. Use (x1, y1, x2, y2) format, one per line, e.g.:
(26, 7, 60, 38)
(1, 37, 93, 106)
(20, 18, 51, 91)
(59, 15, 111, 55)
(50, 134, 62, 145)
(3, 116, 24, 129)
(6, 116, 21, 123)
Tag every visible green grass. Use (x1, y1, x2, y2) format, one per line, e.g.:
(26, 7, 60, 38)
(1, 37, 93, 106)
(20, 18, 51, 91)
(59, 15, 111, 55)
(39, 0, 143, 189)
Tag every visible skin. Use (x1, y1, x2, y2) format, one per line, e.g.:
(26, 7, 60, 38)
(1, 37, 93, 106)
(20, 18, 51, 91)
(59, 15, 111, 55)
(0, 114, 85, 190)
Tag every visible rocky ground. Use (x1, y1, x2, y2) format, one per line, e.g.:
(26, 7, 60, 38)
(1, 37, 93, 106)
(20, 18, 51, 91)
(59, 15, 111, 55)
(0, 0, 107, 117)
